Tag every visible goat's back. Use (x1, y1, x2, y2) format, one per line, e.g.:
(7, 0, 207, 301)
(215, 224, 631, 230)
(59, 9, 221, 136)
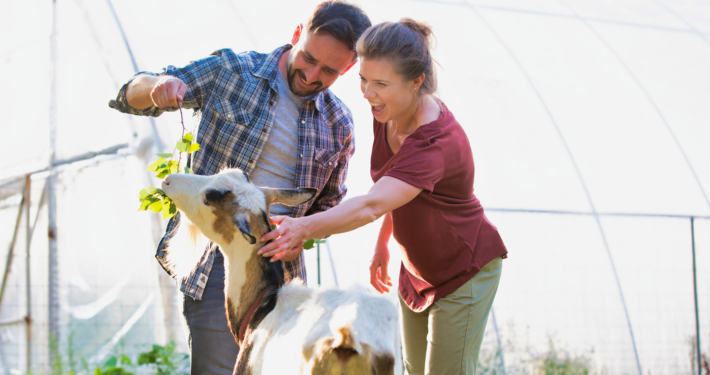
(243, 282, 401, 375)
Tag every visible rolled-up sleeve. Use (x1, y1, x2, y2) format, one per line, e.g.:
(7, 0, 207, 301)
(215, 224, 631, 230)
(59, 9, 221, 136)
(110, 51, 225, 117)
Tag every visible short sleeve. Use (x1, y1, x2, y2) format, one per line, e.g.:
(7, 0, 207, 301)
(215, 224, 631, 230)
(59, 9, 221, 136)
(385, 138, 444, 193)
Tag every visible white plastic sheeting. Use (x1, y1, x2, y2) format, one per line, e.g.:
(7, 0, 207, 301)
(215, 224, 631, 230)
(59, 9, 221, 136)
(1, 0, 709, 373)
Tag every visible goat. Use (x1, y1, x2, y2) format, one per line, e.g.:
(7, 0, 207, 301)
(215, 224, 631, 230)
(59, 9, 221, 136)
(161, 168, 401, 375)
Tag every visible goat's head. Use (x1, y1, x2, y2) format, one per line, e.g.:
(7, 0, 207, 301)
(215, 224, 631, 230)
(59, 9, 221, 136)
(161, 168, 316, 247)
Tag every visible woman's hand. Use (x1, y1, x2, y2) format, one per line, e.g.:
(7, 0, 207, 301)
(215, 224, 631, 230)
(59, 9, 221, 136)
(258, 216, 308, 262)
(277, 243, 304, 263)
(369, 243, 392, 294)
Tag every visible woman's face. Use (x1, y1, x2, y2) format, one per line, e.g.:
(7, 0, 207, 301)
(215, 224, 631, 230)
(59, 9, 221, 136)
(359, 58, 417, 124)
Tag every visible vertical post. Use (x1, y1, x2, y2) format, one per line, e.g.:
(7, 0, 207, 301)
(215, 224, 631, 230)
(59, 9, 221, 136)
(48, 0, 60, 369)
(317, 243, 321, 287)
(24, 176, 31, 374)
(692, 217, 701, 375)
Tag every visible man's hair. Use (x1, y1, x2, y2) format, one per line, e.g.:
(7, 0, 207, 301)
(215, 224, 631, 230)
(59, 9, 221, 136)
(306, 1, 371, 55)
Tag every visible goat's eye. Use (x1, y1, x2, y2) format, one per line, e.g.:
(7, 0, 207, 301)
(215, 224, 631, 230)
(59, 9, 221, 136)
(202, 198, 209, 206)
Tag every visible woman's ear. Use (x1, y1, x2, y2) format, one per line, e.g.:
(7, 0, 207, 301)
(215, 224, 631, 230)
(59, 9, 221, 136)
(412, 73, 425, 91)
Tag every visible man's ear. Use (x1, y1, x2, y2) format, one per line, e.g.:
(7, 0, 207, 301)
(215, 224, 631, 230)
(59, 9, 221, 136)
(291, 23, 304, 46)
(261, 187, 317, 207)
(340, 58, 358, 76)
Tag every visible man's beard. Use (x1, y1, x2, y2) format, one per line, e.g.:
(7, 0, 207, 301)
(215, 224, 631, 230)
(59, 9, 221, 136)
(286, 59, 324, 97)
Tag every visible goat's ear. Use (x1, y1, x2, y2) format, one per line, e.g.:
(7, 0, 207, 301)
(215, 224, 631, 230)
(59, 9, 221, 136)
(261, 187, 317, 207)
(204, 189, 227, 205)
(233, 214, 256, 244)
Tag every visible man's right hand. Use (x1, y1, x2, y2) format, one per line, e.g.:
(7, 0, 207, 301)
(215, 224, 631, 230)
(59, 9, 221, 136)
(150, 76, 187, 108)
(126, 74, 187, 110)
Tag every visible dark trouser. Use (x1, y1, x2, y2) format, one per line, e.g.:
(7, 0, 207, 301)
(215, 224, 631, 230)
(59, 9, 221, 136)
(182, 252, 239, 375)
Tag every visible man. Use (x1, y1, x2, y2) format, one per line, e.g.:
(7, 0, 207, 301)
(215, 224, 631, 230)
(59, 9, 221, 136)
(109, 2, 371, 373)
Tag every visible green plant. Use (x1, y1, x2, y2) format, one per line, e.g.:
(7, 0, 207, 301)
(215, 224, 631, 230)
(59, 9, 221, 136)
(92, 355, 134, 375)
(138, 103, 200, 220)
(534, 338, 591, 375)
(137, 341, 189, 375)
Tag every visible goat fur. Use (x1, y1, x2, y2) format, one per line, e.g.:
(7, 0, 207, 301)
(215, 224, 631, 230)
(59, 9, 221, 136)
(160, 168, 401, 375)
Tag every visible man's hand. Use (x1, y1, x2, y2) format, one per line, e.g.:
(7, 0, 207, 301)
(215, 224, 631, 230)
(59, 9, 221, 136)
(151, 76, 187, 108)
(369, 244, 392, 294)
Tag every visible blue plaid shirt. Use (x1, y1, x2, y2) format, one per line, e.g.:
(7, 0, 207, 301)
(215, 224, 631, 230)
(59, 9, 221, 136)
(111, 45, 355, 299)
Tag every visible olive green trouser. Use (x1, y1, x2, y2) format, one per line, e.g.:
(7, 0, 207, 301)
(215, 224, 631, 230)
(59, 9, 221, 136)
(399, 257, 502, 375)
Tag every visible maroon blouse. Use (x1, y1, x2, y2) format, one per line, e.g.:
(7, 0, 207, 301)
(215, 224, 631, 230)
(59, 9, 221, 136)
(370, 102, 508, 312)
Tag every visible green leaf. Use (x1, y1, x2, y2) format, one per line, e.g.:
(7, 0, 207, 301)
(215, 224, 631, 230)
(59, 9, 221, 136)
(146, 187, 165, 195)
(271, 224, 276, 230)
(176, 142, 188, 152)
(93, 368, 102, 375)
(155, 169, 170, 179)
(315, 239, 326, 244)
(156, 153, 173, 158)
(138, 189, 150, 200)
(103, 357, 117, 368)
(303, 239, 315, 250)
(161, 203, 172, 220)
(120, 354, 132, 366)
(184, 167, 193, 174)
(148, 201, 163, 213)
(188, 143, 200, 154)
(169, 164, 178, 174)
(146, 158, 167, 172)
(183, 133, 194, 142)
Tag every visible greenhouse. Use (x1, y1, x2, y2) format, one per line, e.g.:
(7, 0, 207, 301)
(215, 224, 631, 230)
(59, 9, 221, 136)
(1, 0, 709, 373)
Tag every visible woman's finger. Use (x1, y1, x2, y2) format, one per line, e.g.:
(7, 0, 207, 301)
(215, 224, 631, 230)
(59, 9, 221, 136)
(370, 261, 380, 291)
(269, 215, 286, 225)
(259, 226, 284, 245)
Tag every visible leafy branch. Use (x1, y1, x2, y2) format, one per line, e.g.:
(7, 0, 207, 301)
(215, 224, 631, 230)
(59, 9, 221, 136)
(138, 102, 200, 220)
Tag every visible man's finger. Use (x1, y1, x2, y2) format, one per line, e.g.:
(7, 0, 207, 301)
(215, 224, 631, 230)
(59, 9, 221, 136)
(178, 83, 187, 101)
(166, 83, 176, 105)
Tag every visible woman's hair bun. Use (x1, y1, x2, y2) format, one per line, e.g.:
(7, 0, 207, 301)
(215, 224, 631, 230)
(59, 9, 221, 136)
(399, 18, 433, 41)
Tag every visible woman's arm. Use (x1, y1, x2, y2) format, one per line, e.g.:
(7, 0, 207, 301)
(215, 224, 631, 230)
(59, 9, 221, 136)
(258, 176, 422, 260)
(370, 212, 393, 293)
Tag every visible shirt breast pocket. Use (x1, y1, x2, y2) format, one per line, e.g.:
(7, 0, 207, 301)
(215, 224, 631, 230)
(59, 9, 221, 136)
(212, 98, 251, 128)
(315, 148, 340, 170)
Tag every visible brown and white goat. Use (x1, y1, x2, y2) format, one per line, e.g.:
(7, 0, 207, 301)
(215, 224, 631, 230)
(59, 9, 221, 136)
(161, 168, 401, 375)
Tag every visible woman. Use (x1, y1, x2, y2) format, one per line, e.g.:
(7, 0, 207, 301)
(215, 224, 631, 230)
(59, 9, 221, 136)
(258, 19, 507, 374)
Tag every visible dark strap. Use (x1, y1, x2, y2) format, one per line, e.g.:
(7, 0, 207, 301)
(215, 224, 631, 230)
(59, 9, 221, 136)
(238, 287, 273, 345)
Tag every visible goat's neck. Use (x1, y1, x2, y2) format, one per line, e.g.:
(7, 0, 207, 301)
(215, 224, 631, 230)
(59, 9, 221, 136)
(219, 239, 276, 337)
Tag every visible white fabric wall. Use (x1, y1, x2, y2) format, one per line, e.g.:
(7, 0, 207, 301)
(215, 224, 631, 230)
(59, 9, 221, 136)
(1, 0, 708, 373)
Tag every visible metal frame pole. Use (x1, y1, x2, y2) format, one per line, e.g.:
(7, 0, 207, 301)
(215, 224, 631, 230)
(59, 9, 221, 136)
(317, 243, 321, 287)
(692, 217, 701, 375)
(0, 193, 25, 306)
(24, 176, 32, 374)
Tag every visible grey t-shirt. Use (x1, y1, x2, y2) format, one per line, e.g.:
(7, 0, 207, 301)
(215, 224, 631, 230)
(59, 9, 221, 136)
(250, 68, 314, 215)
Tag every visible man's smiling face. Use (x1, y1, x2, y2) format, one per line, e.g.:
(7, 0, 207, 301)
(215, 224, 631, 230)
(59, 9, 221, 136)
(286, 29, 356, 97)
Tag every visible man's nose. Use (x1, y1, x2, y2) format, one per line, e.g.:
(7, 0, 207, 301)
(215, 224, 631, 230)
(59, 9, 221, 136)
(304, 67, 320, 83)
